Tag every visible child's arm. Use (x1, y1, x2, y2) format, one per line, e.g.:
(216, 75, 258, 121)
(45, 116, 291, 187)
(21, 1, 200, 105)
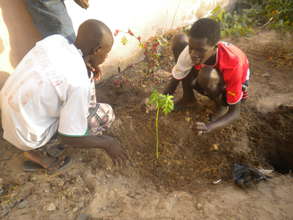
(196, 103, 241, 134)
(163, 77, 180, 95)
(163, 45, 193, 95)
(59, 134, 128, 166)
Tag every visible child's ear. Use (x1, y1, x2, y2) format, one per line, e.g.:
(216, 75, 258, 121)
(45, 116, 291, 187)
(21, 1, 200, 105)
(91, 45, 102, 55)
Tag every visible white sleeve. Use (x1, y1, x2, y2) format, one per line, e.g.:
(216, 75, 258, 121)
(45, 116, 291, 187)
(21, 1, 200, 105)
(172, 46, 193, 80)
(58, 85, 89, 136)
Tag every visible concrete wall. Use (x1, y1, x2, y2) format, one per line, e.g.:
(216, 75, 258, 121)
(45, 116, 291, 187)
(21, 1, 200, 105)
(0, 0, 231, 82)
(0, 0, 40, 87)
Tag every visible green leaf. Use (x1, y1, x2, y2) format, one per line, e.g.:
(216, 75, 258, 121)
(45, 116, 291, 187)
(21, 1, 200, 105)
(148, 90, 158, 105)
(121, 36, 128, 45)
(147, 90, 174, 114)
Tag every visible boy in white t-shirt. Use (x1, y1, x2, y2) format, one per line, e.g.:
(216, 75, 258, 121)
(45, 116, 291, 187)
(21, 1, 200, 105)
(1, 19, 127, 172)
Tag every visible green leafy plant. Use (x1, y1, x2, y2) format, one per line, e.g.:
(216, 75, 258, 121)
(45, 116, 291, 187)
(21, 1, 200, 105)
(210, 0, 293, 37)
(247, 0, 293, 29)
(142, 35, 169, 73)
(232, 0, 293, 30)
(148, 90, 174, 159)
(210, 5, 254, 37)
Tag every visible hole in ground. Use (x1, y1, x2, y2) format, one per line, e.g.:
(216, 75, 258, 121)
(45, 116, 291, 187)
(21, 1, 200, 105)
(250, 108, 293, 174)
(268, 148, 293, 174)
(97, 78, 293, 191)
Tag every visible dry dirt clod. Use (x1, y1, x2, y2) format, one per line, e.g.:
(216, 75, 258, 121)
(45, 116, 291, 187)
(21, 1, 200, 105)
(196, 203, 203, 210)
(211, 144, 219, 151)
(76, 213, 90, 220)
(0, 178, 3, 196)
(46, 203, 56, 211)
(17, 200, 28, 209)
(212, 179, 222, 185)
(0, 187, 4, 196)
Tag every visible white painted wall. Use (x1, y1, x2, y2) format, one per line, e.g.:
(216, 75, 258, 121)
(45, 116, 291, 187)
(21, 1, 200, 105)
(0, 0, 232, 81)
(66, 0, 231, 77)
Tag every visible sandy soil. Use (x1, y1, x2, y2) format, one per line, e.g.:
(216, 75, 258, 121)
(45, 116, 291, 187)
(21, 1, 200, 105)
(0, 30, 293, 220)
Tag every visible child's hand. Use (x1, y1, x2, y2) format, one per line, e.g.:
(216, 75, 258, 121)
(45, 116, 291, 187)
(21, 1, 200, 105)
(104, 139, 128, 167)
(196, 122, 211, 135)
(74, 0, 89, 9)
(86, 62, 102, 80)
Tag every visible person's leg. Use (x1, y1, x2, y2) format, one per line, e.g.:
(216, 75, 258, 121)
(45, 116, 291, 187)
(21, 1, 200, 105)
(173, 68, 197, 111)
(193, 66, 228, 121)
(87, 103, 115, 136)
(172, 34, 197, 109)
(25, 0, 76, 43)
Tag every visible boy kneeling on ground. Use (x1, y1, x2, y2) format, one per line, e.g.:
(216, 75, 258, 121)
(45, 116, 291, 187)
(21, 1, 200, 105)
(163, 18, 250, 134)
(0, 20, 128, 172)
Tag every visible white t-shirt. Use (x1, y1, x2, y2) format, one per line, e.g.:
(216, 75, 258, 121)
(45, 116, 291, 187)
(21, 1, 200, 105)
(0, 35, 93, 151)
(171, 45, 193, 80)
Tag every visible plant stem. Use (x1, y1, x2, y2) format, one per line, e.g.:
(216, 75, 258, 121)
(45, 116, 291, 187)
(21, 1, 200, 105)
(156, 107, 160, 159)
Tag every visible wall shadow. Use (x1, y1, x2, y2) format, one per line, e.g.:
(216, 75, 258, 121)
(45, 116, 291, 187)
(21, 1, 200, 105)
(0, 0, 41, 68)
(0, 37, 4, 54)
(0, 71, 10, 89)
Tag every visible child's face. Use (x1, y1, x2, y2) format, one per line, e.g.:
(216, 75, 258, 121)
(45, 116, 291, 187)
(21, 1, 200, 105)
(188, 37, 216, 65)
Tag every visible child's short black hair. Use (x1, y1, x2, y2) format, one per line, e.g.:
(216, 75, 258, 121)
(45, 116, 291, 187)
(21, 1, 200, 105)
(189, 18, 220, 46)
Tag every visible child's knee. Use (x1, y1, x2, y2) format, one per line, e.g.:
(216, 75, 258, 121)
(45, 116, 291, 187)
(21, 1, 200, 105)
(89, 103, 115, 136)
(192, 67, 225, 101)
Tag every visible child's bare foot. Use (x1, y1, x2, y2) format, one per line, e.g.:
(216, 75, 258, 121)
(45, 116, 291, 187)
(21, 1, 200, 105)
(46, 144, 65, 158)
(210, 106, 228, 121)
(23, 151, 71, 173)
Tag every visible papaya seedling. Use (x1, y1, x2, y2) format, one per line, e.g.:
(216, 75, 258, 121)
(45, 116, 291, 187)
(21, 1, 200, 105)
(147, 90, 174, 159)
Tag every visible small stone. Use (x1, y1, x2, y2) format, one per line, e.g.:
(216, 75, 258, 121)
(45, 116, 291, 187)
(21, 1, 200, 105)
(196, 203, 203, 210)
(76, 213, 90, 220)
(18, 200, 28, 209)
(211, 144, 219, 151)
(47, 203, 56, 211)
(212, 179, 222, 184)
(262, 73, 270, 77)
(0, 187, 4, 196)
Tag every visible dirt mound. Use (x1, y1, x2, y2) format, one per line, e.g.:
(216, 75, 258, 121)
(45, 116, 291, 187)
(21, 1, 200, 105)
(1, 30, 293, 219)
(95, 68, 293, 192)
